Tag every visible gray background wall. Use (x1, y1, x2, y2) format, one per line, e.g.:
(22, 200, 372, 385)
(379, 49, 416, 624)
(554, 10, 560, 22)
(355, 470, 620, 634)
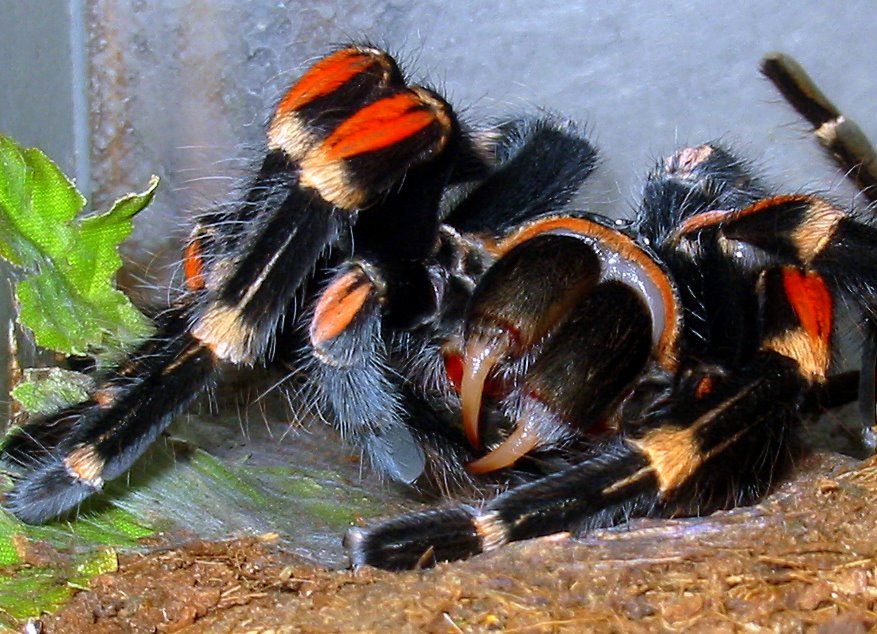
(2, 1, 876, 416)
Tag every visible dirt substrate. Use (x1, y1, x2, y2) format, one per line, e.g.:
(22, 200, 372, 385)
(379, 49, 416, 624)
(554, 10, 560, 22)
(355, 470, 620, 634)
(33, 452, 877, 633)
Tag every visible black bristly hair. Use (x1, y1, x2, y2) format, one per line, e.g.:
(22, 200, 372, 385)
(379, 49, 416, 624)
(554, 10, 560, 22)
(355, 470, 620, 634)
(3, 45, 483, 520)
(1, 45, 600, 521)
(4, 47, 876, 576)
(346, 135, 877, 569)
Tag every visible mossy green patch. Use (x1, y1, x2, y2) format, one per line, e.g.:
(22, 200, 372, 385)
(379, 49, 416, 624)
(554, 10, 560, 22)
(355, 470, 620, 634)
(0, 547, 117, 620)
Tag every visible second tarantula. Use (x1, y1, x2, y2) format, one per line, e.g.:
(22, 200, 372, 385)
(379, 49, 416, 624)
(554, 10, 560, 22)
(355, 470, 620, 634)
(4, 46, 877, 571)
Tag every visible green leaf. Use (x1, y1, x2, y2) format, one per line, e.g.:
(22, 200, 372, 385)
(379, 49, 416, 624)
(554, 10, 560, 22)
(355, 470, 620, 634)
(0, 134, 156, 356)
(10, 368, 95, 415)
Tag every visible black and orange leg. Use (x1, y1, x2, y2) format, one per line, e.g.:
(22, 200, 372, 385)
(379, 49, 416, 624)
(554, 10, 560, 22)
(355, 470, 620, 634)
(761, 52, 877, 202)
(3, 308, 215, 523)
(759, 56, 877, 429)
(304, 254, 504, 488)
(676, 193, 877, 439)
(303, 260, 429, 484)
(192, 67, 465, 365)
(346, 266, 832, 570)
(2, 46, 471, 523)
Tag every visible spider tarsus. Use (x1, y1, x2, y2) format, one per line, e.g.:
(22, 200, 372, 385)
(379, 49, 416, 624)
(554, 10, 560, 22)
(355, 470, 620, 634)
(3, 459, 98, 524)
(345, 506, 482, 571)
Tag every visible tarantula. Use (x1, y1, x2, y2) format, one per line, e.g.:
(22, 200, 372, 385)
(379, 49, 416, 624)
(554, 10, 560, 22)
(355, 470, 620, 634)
(3, 46, 876, 572)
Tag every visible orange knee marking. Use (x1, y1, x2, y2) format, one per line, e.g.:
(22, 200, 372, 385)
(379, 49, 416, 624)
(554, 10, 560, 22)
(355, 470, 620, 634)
(276, 48, 387, 116)
(310, 270, 374, 345)
(694, 375, 715, 399)
(183, 238, 205, 291)
(319, 92, 439, 161)
(782, 268, 832, 346)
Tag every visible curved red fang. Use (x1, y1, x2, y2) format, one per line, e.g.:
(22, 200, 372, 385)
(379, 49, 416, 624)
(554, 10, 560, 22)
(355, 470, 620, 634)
(276, 48, 387, 116)
(466, 421, 541, 474)
(320, 92, 440, 161)
(782, 268, 832, 347)
(444, 350, 512, 398)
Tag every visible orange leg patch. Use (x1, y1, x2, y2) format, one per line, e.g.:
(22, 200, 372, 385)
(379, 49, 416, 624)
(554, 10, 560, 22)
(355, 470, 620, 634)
(319, 91, 442, 162)
(183, 238, 206, 292)
(762, 267, 833, 382)
(310, 269, 376, 346)
(782, 268, 832, 348)
(275, 47, 394, 116)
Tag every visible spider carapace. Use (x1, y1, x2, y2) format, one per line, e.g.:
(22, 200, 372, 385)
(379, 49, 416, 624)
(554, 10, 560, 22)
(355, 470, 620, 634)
(4, 46, 877, 571)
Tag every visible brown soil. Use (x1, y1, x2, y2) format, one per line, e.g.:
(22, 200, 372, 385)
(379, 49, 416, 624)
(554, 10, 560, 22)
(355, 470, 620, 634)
(30, 452, 877, 633)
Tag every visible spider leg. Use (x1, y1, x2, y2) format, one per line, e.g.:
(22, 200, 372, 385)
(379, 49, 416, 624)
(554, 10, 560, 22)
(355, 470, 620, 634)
(760, 54, 877, 437)
(677, 194, 877, 439)
(444, 116, 598, 235)
(301, 218, 490, 485)
(761, 52, 877, 201)
(186, 45, 412, 351)
(302, 252, 500, 489)
(2, 46, 466, 523)
(304, 260, 489, 486)
(701, 196, 877, 298)
(304, 260, 430, 483)
(346, 265, 832, 570)
(3, 307, 189, 457)
(192, 81, 461, 365)
(3, 308, 214, 523)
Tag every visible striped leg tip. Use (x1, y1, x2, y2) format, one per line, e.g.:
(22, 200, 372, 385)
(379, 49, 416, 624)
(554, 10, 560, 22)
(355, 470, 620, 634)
(344, 507, 483, 570)
(4, 460, 99, 524)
